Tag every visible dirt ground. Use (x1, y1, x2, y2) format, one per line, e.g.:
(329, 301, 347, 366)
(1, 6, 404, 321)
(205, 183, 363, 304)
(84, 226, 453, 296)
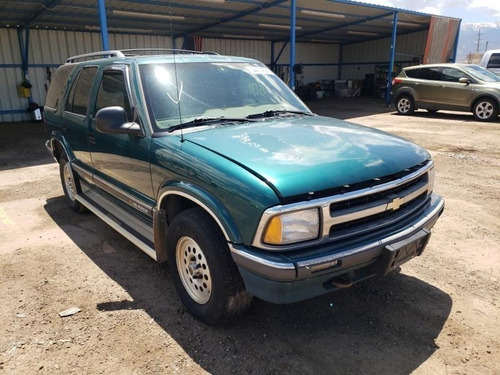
(1, 98, 499, 375)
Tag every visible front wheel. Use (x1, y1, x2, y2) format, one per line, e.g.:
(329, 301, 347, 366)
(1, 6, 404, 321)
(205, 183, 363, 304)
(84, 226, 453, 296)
(166, 208, 252, 325)
(473, 98, 498, 122)
(396, 95, 415, 115)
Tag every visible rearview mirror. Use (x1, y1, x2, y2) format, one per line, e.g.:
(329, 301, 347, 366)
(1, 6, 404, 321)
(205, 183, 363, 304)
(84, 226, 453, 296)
(459, 77, 470, 85)
(95, 106, 142, 136)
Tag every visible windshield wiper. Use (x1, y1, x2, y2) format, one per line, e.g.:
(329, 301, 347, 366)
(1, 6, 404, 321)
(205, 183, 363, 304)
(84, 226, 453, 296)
(246, 109, 313, 119)
(167, 117, 254, 133)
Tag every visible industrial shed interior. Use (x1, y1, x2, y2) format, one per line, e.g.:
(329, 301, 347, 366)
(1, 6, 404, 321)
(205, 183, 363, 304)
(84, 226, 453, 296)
(0, 0, 461, 122)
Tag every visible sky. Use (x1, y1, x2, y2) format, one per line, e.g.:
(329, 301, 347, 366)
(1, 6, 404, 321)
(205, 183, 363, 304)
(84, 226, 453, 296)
(354, 0, 500, 25)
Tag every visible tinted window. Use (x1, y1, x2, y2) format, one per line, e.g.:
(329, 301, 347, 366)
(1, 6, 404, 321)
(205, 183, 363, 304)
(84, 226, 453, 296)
(406, 67, 441, 80)
(487, 53, 500, 69)
(65, 67, 98, 115)
(94, 70, 132, 120)
(45, 64, 75, 109)
(441, 67, 468, 82)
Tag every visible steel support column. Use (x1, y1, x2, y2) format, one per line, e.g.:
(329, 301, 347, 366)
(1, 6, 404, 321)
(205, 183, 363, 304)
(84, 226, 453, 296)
(451, 19, 462, 63)
(17, 27, 33, 104)
(97, 0, 109, 50)
(385, 11, 398, 107)
(271, 41, 275, 71)
(338, 45, 343, 80)
(289, 0, 297, 90)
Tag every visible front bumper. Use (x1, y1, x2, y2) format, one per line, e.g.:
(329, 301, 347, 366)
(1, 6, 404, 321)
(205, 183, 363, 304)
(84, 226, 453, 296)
(230, 193, 444, 303)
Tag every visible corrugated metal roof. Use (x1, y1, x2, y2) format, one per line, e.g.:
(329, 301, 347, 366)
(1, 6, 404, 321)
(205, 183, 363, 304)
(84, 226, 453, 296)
(0, 0, 457, 45)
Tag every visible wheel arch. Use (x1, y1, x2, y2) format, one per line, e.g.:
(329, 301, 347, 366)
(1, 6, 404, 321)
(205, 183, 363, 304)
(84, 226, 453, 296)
(48, 133, 74, 162)
(157, 182, 243, 245)
(469, 95, 500, 112)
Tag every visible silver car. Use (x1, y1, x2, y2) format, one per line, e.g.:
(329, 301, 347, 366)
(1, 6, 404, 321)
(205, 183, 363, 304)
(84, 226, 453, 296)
(392, 64, 500, 122)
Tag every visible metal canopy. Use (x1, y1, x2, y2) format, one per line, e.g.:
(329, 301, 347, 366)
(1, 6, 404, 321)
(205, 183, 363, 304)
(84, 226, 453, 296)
(1, 0, 437, 45)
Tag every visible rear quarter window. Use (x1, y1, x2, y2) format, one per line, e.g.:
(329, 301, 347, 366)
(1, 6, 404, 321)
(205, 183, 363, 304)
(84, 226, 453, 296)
(487, 53, 500, 69)
(65, 67, 98, 116)
(45, 64, 76, 110)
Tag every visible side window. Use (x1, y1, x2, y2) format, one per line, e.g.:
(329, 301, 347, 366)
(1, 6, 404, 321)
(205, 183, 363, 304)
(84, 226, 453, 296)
(487, 53, 500, 69)
(405, 69, 421, 79)
(94, 70, 132, 121)
(65, 67, 98, 115)
(442, 68, 468, 82)
(418, 67, 441, 81)
(45, 64, 75, 109)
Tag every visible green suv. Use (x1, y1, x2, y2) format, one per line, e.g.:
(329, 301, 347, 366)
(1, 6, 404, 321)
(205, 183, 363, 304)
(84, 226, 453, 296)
(392, 63, 500, 121)
(44, 49, 444, 324)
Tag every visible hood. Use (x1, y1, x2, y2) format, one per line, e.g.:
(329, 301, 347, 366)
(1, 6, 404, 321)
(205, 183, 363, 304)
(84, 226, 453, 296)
(183, 115, 430, 198)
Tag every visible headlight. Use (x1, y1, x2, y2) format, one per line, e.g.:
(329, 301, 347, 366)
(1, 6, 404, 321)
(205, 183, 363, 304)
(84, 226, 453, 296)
(262, 208, 320, 245)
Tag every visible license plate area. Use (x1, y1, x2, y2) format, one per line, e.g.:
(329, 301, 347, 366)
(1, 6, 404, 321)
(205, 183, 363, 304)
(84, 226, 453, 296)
(373, 228, 431, 276)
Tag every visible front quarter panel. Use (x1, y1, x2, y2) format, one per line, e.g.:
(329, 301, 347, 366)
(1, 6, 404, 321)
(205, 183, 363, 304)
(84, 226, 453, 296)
(151, 136, 280, 245)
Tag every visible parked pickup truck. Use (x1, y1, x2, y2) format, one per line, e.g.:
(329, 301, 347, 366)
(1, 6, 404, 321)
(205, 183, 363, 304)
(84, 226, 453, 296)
(44, 49, 444, 324)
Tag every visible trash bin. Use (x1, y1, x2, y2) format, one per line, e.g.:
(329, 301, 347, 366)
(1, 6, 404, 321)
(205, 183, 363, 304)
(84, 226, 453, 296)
(27, 102, 42, 121)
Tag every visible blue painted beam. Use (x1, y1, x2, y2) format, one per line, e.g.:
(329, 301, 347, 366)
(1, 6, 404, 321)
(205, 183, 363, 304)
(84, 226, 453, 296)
(290, 0, 297, 89)
(385, 11, 398, 107)
(175, 0, 289, 38)
(97, 0, 109, 51)
(326, 0, 432, 18)
(274, 42, 288, 65)
(276, 11, 394, 42)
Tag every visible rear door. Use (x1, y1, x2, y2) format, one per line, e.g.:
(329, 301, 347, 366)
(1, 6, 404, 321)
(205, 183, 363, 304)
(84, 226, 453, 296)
(434, 67, 476, 111)
(405, 67, 442, 110)
(61, 66, 98, 172)
(88, 66, 155, 212)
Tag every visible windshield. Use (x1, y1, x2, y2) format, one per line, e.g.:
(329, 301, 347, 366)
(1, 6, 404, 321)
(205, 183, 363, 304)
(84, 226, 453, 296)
(139, 62, 311, 131)
(461, 65, 500, 82)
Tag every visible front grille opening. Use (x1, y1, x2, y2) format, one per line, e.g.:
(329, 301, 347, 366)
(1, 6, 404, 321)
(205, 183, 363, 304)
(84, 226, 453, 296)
(330, 171, 428, 213)
(329, 192, 429, 240)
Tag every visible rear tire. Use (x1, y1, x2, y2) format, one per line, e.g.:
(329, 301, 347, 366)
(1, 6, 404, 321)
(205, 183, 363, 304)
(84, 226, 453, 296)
(472, 98, 498, 122)
(396, 95, 415, 115)
(166, 207, 252, 325)
(59, 152, 87, 213)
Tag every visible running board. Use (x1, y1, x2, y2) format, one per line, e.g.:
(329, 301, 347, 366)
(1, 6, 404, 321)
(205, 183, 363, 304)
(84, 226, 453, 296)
(75, 193, 157, 261)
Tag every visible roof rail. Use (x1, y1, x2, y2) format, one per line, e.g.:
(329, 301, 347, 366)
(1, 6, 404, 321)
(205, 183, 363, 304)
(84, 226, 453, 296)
(65, 49, 219, 64)
(66, 50, 125, 64)
(120, 48, 219, 56)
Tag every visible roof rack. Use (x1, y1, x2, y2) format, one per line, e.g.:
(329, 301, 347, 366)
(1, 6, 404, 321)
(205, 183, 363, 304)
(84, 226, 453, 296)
(65, 49, 218, 64)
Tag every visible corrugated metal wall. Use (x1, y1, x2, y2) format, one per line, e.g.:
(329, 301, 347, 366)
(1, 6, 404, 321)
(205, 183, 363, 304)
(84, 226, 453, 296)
(0, 29, 173, 122)
(341, 30, 428, 80)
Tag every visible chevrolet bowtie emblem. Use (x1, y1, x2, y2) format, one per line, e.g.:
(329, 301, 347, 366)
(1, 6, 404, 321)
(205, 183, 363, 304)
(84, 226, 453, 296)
(387, 196, 404, 211)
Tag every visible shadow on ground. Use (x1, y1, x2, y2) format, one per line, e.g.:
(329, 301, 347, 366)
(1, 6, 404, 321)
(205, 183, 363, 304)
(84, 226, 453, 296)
(0, 122, 52, 170)
(307, 97, 392, 120)
(45, 196, 452, 375)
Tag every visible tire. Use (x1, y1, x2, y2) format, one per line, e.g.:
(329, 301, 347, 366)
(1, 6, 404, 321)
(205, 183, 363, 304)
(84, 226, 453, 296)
(166, 207, 252, 325)
(59, 152, 87, 213)
(396, 95, 415, 115)
(472, 98, 499, 122)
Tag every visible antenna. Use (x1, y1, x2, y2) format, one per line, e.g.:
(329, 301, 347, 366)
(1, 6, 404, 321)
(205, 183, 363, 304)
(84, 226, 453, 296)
(168, 6, 184, 143)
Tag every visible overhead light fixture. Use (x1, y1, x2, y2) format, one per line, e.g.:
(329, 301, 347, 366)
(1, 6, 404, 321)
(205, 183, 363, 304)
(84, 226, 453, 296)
(223, 34, 266, 40)
(395, 21, 421, 27)
(348, 31, 377, 36)
(300, 9, 345, 19)
(112, 10, 185, 21)
(259, 23, 302, 30)
(311, 39, 340, 43)
(85, 25, 153, 33)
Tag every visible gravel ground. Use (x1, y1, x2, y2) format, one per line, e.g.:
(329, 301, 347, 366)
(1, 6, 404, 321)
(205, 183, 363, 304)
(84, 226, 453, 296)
(1, 98, 499, 374)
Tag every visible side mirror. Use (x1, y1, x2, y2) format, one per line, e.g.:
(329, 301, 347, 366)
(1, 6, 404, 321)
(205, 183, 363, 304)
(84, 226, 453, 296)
(95, 106, 142, 136)
(459, 77, 470, 85)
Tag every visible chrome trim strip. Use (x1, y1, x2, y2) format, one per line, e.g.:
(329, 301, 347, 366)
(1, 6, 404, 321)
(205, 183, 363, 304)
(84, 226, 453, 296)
(71, 163, 93, 183)
(252, 161, 434, 250)
(91, 173, 154, 217)
(75, 194, 157, 261)
(45, 140, 58, 162)
(156, 190, 231, 242)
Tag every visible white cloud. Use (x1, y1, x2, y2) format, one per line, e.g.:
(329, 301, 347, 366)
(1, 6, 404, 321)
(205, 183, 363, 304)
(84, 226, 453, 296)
(419, 7, 442, 15)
